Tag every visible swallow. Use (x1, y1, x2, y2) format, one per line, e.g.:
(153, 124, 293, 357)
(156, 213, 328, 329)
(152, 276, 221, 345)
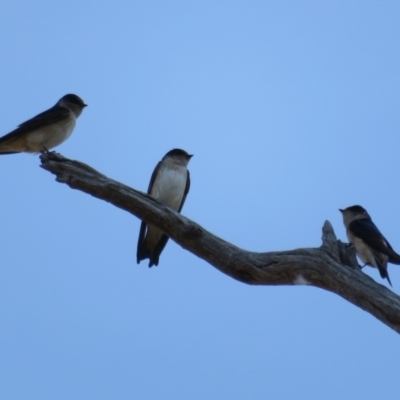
(0, 94, 87, 154)
(137, 148, 192, 267)
(340, 205, 400, 286)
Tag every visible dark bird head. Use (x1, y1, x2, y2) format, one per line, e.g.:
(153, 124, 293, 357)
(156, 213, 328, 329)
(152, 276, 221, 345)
(339, 205, 371, 225)
(58, 94, 87, 117)
(163, 148, 193, 166)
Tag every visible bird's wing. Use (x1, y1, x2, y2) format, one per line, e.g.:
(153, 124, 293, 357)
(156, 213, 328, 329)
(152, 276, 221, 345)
(178, 170, 191, 213)
(350, 219, 400, 264)
(147, 161, 162, 195)
(136, 161, 163, 264)
(0, 105, 70, 143)
(136, 221, 150, 264)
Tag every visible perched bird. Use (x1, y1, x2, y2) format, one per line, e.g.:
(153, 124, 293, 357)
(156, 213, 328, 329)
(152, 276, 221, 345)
(0, 94, 87, 154)
(339, 205, 400, 286)
(137, 148, 192, 267)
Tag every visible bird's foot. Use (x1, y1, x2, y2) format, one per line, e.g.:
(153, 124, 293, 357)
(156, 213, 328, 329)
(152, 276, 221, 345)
(41, 146, 50, 154)
(40, 146, 58, 156)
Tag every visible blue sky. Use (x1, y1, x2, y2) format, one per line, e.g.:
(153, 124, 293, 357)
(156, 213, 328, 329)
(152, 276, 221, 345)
(0, 1, 399, 399)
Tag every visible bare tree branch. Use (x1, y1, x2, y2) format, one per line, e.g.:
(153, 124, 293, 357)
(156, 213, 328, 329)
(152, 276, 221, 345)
(40, 152, 400, 333)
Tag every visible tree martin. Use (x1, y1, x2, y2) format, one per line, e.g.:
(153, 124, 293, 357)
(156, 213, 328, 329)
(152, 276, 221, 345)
(0, 94, 87, 154)
(137, 148, 192, 267)
(340, 205, 400, 286)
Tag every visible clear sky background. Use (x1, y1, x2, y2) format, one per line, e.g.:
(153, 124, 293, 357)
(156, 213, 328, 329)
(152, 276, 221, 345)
(0, 1, 399, 399)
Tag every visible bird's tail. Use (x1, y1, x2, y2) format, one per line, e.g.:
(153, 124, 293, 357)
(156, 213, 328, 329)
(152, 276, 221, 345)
(388, 251, 400, 265)
(378, 266, 392, 287)
(137, 241, 151, 264)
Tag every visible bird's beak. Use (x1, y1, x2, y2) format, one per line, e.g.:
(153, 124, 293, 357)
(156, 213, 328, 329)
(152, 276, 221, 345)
(83, 104, 88, 107)
(339, 209, 344, 213)
(189, 154, 194, 158)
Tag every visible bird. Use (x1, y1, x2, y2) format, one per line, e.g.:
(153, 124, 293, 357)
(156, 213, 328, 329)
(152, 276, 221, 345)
(339, 205, 400, 286)
(137, 148, 192, 267)
(0, 94, 87, 154)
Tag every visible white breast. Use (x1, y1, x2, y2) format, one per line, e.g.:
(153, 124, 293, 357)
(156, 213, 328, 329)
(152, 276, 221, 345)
(151, 167, 187, 211)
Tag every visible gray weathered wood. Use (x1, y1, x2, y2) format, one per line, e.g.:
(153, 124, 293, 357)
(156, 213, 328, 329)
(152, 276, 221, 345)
(40, 152, 400, 333)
